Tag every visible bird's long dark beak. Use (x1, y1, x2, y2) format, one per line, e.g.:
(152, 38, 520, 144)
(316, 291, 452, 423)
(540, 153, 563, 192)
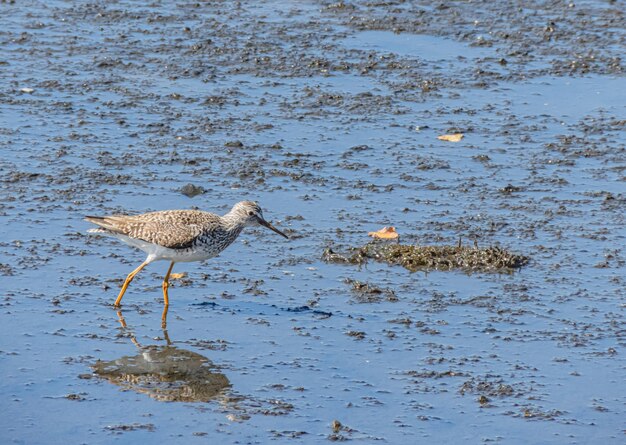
(258, 216, 289, 239)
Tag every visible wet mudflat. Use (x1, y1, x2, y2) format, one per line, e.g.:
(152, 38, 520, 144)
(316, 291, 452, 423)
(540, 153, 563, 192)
(1, 1, 624, 444)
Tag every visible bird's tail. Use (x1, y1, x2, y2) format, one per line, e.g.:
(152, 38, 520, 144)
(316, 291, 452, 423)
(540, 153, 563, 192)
(84, 215, 128, 235)
(87, 227, 109, 234)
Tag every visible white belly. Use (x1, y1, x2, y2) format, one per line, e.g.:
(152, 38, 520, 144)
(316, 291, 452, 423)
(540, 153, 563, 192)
(110, 233, 217, 263)
(158, 246, 217, 263)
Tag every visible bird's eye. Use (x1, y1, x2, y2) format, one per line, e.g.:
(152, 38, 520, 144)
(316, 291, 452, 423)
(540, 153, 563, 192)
(248, 210, 255, 216)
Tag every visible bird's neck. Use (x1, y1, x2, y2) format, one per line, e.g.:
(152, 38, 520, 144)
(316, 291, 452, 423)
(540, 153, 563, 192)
(221, 211, 246, 232)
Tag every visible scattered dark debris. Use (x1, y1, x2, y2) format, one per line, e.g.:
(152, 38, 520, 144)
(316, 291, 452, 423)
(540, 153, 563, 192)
(499, 184, 524, 194)
(224, 140, 244, 148)
(278, 305, 333, 318)
(332, 420, 342, 434)
(478, 395, 490, 406)
(180, 183, 207, 198)
(384, 330, 396, 339)
(322, 247, 359, 265)
(271, 430, 308, 438)
(187, 338, 229, 351)
(68, 276, 103, 287)
(247, 317, 271, 326)
(50, 309, 74, 315)
(417, 414, 442, 421)
(190, 301, 217, 307)
(459, 377, 517, 398)
(472, 154, 491, 163)
(0, 263, 14, 275)
(346, 330, 366, 340)
(2, 0, 624, 440)
(520, 407, 564, 420)
(406, 369, 465, 379)
(225, 413, 251, 422)
(388, 317, 412, 326)
(418, 326, 441, 335)
(341, 144, 372, 158)
(243, 279, 268, 296)
(323, 241, 529, 273)
(203, 95, 227, 106)
(328, 419, 355, 441)
(219, 393, 294, 418)
(104, 423, 155, 432)
(345, 278, 397, 303)
(253, 399, 294, 416)
(284, 214, 305, 221)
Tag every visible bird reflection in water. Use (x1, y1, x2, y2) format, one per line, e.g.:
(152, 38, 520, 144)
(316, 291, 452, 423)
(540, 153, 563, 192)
(92, 310, 231, 403)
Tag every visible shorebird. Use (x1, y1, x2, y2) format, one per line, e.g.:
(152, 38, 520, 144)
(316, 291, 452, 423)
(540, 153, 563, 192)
(85, 201, 288, 312)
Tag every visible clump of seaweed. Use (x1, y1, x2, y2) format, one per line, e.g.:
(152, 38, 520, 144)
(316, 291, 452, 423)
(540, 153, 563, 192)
(323, 240, 529, 273)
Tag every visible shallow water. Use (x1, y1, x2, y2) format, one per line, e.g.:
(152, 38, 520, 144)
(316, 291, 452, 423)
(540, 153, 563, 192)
(1, 1, 625, 444)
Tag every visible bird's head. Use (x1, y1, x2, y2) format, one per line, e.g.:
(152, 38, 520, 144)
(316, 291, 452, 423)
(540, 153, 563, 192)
(231, 201, 288, 238)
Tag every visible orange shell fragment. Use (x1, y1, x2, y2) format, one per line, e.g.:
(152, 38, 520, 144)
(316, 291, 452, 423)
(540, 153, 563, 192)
(169, 272, 187, 279)
(437, 133, 464, 142)
(368, 226, 399, 239)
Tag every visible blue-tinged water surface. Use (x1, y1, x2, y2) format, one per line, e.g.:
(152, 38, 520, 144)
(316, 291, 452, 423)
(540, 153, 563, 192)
(1, 1, 624, 444)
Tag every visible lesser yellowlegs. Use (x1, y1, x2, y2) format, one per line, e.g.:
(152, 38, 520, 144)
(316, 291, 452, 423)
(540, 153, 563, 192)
(86, 201, 288, 313)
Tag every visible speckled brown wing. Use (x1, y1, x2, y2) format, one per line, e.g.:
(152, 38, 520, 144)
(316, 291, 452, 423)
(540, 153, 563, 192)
(85, 210, 219, 249)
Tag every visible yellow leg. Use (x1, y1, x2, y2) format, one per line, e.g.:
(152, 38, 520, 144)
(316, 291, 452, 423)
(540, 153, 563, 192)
(161, 305, 169, 330)
(114, 261, 149, 307)
(162, 261, 175, 307)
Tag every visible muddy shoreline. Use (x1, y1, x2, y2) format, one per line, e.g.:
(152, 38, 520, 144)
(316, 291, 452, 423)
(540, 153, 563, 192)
(1, 1, 624, 444)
